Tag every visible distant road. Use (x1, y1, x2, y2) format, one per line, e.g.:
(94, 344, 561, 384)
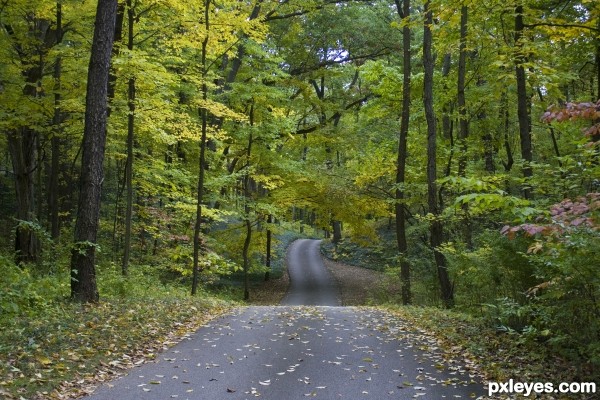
(281, 239, 340, 306)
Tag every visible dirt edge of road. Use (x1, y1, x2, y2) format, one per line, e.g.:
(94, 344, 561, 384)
(321, 256, 385, 306)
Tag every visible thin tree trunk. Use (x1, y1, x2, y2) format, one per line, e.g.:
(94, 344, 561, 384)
(265, 214, 272, 281)
(192, 0, 211, 295)
(500, 91, 514, 171)
(515, 4, 533, 198)
(457, 4, 469, 177)
(107, 2, 125, 117)
(423, 0, 453, 308)
(49, 3, 62, 240)
(394, 0, 411, 305)
(457, 4, 472, 249)
(242, 103, 255, 301)
(536, 88, 562, 166)
(122, 0, 136, 276)
(70, 0, 118, 302)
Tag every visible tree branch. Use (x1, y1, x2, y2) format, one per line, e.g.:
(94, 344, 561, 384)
(524, 22, 600, 33)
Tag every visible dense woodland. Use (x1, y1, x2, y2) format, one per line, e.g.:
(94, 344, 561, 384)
(1, 0, 599, 394)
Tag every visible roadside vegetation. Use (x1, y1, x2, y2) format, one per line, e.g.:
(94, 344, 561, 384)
(322, 216, 599, 386)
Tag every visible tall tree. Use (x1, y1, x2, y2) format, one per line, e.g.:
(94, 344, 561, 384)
(423, 0, 453, 308)
(394, 0, 411, 305)
(121, 0, 136, 276)
(49, 1, 64, 241)
(70, 0, 118, 302)
(514, 3, 533, 199)
(191, 0, 211, 296)
(457, 4, 469, 176)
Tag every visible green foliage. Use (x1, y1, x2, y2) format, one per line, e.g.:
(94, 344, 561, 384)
(501, 194, 600, 368)
(0, 256, 65, 319)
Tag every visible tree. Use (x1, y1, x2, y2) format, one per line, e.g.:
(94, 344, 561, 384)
(514, 3, 534, 199)
(70, 0, 118, 302)
(423, 0, 453, 308)
(394, 0, 412, 305)
(191, 0, 211, 296)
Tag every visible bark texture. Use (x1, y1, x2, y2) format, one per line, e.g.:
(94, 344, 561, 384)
(70, 0, 118, 302)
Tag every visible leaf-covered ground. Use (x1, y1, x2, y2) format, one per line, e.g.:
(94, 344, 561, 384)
(0, 296, 232, 400)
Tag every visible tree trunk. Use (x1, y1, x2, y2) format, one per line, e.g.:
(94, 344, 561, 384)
(457, 4, 469, 177)
(514, 4, 533, 199)
(332, 220, 342, 244)
(107, 2, 125, 117)
(122, 0, 136, 276)
(49, 3, 63, 240)
(7, 129, 39, 264)
(6, 19, 51, 264)
(192, 0, 211, 296)
(423, 0, 453, 308)
(500, 91, 514, 171)
(265, 214, 272, 281)
(70, 0, 118, 303)
(457, 3, 472, 249)
(394, 0, 411, 305)
(242, 103, 255, 301)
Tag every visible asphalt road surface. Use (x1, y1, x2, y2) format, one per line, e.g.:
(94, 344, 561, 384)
(84, 239, 485, 400)
(281, 239, 340, 306)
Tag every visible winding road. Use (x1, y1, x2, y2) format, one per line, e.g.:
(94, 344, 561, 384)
(84, 239, 485, 399)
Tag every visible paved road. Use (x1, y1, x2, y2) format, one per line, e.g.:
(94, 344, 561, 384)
(281, 239, 339, 306)
(84, 239, 485, 399)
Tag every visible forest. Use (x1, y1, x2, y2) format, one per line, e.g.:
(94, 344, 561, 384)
(0, 0, 599, 398)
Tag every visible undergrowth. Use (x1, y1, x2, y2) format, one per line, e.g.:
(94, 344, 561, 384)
(0, 258, 234, 400)
(385, 305, 596, 397)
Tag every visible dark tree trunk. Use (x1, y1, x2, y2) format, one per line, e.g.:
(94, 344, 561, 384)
(423, 0, 453, 308)
(265, 214, 272, 281)
(332, 220, 342, 244)
(192, 0, 211, 296)
(394, 0, 411, 305)
(242, 104, 255, 301)
(457, 4, 472, 249)
(107, 2, 125, 117)
(514, 4, 533, 198)
(122, 0, 136, 276)
(457, 4, 469, 177)
(500, 91, 514, 171)
(70, 0, 118, 303)
(49, 2, 63, 240)
(6, 19, 52, 264)
(7, 129, 40, 264)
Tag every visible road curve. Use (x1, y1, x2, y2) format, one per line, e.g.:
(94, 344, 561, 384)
(281, 239, 340, 306)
